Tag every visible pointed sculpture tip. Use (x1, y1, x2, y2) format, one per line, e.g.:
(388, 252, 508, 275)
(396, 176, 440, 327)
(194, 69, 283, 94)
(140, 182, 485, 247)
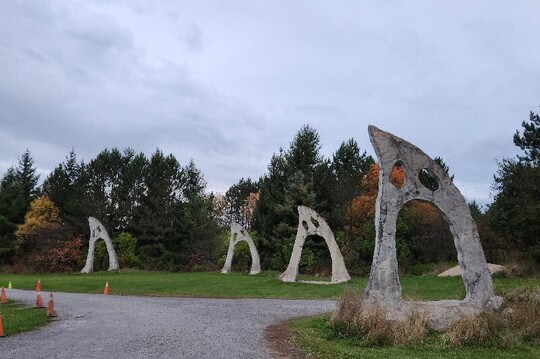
(368, 125, 384, 136)
(368, 125, 385, 145)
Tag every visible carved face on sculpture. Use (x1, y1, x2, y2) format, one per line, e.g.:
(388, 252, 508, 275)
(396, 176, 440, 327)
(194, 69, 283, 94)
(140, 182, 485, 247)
(364, 126, 497, 329)
(91, 225, 102, 240)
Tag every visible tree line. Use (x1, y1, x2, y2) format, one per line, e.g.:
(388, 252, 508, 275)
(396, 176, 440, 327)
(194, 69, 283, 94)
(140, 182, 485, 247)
(0, 112, 538, 274)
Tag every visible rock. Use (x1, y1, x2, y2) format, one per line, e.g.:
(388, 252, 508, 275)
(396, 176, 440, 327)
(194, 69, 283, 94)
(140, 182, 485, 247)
(221, 223, 261, 275)
(438, 263, 507, 277)
(502, 307, 514, 315)
(485, 296, 504, 310)
(279, 206, 350, 284)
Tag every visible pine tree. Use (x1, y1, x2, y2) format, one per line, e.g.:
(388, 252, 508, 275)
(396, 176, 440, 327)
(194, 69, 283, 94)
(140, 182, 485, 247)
(134, 149, 183, 267)
(285, 124, 323, 181)
(489, 110, 540, 261)
(225, 178, 259, 228)
(0, 150, 40, 263)
(330, 139, 374, 228)
(514, 111, 540, 166)
(16, 149, 40, 207)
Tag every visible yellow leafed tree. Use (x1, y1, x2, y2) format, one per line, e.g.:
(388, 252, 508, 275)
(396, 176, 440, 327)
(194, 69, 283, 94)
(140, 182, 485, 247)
(15, 195, 61, 248)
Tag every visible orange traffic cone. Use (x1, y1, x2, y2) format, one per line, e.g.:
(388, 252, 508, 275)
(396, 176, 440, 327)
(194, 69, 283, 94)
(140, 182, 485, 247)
(103, 281, 110, 295)
(36, 279, 42, 292)
(46, 293, 56, 317)
(35, 291, 44, 308)
(0, 313, 5, 337)
(0, 287, 7, 304)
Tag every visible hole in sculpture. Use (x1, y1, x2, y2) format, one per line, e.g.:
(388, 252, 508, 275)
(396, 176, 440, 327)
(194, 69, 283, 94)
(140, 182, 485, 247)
(419, 168, 439, 191)
(93, 240, 110, 272)
(302, 220, 309, 231)
(390, 161, 405, 188)
(310, 217, 320, 228)
(233, 233, 238, 241)
(231, 240, 252, 272)
(298, 235, 332, 280)
(395, 200, 461, 300)
(240, 230, 245, 235)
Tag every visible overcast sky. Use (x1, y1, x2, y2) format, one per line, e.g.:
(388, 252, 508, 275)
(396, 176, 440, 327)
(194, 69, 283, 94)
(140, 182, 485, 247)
(1, 1, 539, 204)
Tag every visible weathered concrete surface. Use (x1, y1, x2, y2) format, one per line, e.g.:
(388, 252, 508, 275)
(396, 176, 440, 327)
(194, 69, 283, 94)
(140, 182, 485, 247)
(2, 289, 335, 359)
(81, 217, 119, 273)
(280, 206, 351, 284)
(365, 126, 500, 330)
(221, 223, 261, 275)
(438, 263, 507, 277)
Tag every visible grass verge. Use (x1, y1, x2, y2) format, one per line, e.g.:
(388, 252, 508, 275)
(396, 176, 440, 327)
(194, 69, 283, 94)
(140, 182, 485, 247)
(0, 271, 538, 300)
(289, 315, 540, 359)
(0, 300, 50, 336)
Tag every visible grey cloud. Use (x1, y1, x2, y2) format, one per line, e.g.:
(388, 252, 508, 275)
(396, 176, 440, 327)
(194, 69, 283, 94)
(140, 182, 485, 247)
(1, 0, 539, 202)
(181, 24, 204, 53)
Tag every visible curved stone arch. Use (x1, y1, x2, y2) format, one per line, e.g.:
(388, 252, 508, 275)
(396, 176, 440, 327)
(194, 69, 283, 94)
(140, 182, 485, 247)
(279, 206, 351, 284)
(81, 217, 119, 274)
(365, 125, 498, 329)
(221, 223, 261, 275)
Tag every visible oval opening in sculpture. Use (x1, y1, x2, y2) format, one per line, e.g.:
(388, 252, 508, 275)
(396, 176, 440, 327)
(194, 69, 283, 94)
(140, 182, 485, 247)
(390, 161, 405, 188)
(418, 168, 439, 191)
(299, 234, 332, 277)
(396, 200, 459, 297)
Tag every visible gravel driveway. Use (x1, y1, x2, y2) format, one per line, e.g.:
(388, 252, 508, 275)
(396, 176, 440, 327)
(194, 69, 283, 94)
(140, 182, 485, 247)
(1, 289, 335, 358)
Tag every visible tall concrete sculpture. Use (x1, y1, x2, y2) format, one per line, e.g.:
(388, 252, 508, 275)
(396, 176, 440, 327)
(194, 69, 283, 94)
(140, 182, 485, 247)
(280, 206, 351, 284)
(364, 125, 501, 329)
(221, 223, 261, 275)
(81, 217, 119, 274)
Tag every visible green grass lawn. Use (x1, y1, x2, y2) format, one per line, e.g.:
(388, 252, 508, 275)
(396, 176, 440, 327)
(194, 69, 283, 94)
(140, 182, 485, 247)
(0, 300, 50, 336)
(0, 270, 538, 300)
(289, 315, 540, 359)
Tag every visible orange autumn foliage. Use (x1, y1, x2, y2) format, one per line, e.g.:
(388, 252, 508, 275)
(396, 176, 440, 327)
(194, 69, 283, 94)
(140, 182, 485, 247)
(390, 163, 405, 188)
(346, 162, 433, 238)
(243, 191, 260, 229)
(346, 164, 379, 237)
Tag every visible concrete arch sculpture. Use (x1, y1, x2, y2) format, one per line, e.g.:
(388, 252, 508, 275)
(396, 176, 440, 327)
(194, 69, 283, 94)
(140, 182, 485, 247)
(280, 206, 351, 284)
(221, 223, 261, 275)
(364, 125, 500, 329)
(81, 217, 119, 274)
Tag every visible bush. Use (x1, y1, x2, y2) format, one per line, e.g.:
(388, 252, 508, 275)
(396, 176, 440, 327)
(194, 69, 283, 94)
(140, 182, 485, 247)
(441, 286, 540, 348)
(331, 286, 540, 349)
(94, 232, 140, 270)
(442, 311, 502, 347)
(31, 236, 85, 272)
(331, 289, 429, 347)
(217, 229, 256, 273)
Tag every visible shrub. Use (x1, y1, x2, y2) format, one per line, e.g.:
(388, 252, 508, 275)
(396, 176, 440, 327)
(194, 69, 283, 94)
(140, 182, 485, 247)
(217, 230, 254, 272)
(230, 241, 252, 272)
(442, 311, 502, 347)
(94, 232, 140, 270)
(443, 287, 540, 348)
(31, 236, 85, 272)
(331, 289, 429, 347)
(113, 232, 140, 268)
